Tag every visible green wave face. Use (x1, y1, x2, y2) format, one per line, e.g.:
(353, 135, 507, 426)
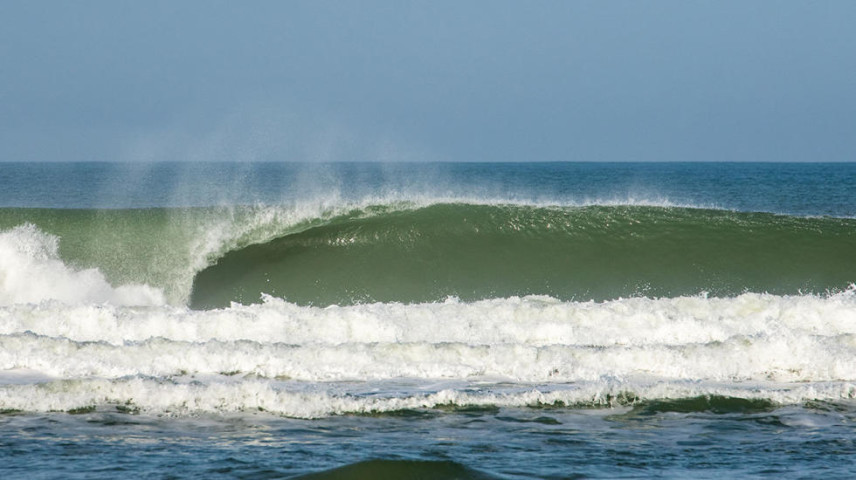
(189, 204, 856, 308)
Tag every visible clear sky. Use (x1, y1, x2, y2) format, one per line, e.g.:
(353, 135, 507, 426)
(1, 0, 854, 162)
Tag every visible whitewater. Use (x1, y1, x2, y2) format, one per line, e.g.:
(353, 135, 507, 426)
(2, 162, 855, 478)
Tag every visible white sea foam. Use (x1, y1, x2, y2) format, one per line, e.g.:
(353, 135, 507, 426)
(1, 376, 854, 418)
(1, 329, 854, 383)
(2, 292, 854, 347)
(1, 290, 855, 416)
(0, 224, 165, 307)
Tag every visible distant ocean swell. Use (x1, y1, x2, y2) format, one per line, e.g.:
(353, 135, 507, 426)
(1, 200, 856, 416)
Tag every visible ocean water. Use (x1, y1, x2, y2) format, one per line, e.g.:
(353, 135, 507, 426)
(1, 161, 855, 479)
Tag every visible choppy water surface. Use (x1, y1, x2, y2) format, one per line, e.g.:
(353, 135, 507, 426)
(3, 403, 855, 479)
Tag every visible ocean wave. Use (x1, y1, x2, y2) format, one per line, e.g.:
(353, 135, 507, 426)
(3, 328, 855, 383)
(3, 292, 855, 346)
(1, 290, 855, 416)
(190, 203, 856, 307)
(1, 200, 854, 308)
(2, 375, 854, 418)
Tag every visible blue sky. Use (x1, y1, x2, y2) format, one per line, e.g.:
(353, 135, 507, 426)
(1, 1, 854, 162)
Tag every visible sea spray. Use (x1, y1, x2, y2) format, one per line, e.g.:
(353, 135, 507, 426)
(0, 224, 164, 306)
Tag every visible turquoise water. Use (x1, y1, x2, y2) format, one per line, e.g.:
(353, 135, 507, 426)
(1, 162, 855, 478)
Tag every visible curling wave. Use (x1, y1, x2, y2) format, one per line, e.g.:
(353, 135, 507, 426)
(190, 203, 856, 308)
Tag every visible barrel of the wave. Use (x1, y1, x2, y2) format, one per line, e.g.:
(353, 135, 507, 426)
(189, 203, 856, 308)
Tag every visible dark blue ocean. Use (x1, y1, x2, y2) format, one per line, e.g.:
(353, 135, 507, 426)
(1, 162, 855, 479)
(2, 162, 855, 216)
